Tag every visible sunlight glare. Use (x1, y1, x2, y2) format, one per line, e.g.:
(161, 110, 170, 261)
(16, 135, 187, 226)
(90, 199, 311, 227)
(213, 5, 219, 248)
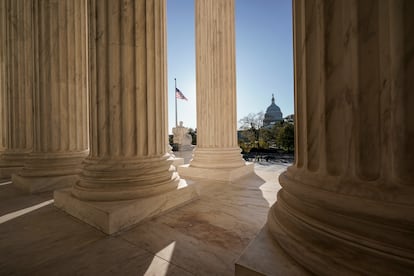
(144, 241, 176, 276)
(0, 199, 54, 224)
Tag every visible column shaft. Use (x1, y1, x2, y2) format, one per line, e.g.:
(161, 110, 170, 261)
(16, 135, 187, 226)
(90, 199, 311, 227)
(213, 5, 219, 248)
(72, 0, 178, 201)
(267, 0, 414, 274)
(13, 0, 88, 192)
(195, 0, 237, 148)
(0, 0, 5, 160)
(179, 0, 252, 180)
(0, 0, 34, 180)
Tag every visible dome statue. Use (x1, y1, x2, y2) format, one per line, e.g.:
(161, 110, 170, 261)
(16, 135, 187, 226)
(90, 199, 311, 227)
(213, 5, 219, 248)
(263, 94, 283, 127)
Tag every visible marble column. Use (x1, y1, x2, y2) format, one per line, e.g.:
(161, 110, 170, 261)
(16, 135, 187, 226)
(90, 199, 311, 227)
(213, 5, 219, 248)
(0, 0, 34, 181)
(12, 0, 89, 193)
(54, 0, 197, 235)
(178, 0, 253, 182)
(0, 0, 7, 179)
(0, 0, 5, 157)
(264, 0, 414, 274)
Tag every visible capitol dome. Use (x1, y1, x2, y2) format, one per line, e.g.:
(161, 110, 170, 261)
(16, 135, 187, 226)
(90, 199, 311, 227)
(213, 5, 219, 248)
(263, 94, 283, 127)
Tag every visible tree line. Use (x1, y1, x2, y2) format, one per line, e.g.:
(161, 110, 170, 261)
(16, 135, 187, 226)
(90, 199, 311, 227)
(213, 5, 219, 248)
(238, 112, 294, 153)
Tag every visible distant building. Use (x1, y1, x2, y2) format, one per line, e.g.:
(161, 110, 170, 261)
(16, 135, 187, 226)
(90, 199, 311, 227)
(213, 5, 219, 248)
(263, 94, 283, 127)
(284, 114, 294, 124)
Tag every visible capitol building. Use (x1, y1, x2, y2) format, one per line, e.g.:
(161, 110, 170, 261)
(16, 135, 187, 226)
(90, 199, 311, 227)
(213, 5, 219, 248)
(263, 94, 283, 127)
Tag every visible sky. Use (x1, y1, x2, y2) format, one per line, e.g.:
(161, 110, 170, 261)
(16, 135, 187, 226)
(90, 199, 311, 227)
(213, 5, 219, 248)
(167, 0, 294, 132)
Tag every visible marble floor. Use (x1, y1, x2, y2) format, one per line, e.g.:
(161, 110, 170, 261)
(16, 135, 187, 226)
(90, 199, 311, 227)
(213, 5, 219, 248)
(0, 162, 289, 276)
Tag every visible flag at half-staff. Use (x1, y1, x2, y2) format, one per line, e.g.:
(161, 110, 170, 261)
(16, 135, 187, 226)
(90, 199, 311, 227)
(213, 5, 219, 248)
(174, 78, 188, 127)
(175, 87, 188, 101)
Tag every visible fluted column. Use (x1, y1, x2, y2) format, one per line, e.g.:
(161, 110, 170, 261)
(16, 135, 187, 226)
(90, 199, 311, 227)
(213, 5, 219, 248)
(178, 0, 252, 181)
(0, 0, 6, 174)
(13, 0, 88, 192)
(55, 0, 197, 235)
(0, 0, 34, 180)
(0, 0, 5, 154)
(267, 0, 414, 274)
(70, 0, 178, 201)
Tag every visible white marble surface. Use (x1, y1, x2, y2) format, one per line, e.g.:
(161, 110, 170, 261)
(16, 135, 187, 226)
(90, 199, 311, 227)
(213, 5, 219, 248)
(55, 178, 198, 234)
(178, 162, 255, 182)
(0, 163, 285, 275)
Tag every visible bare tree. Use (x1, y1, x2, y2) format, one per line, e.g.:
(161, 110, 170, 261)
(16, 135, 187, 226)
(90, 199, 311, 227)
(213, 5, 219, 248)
(238, 111, 264, 130)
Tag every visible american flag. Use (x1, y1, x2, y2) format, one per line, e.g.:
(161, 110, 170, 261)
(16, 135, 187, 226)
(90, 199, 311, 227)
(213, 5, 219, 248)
(175, 88, 188, 101)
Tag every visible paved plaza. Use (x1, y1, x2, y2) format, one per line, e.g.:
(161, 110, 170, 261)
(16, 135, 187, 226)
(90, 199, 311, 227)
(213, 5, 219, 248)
(0, 162, 291, 276)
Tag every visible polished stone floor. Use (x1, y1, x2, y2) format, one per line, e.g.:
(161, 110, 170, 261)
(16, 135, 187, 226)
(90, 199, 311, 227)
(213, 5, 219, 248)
(0, 162, 290, 275)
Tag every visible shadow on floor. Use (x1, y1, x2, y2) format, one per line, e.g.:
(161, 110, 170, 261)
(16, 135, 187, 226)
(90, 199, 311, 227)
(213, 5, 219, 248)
(0, 165, 284, 275)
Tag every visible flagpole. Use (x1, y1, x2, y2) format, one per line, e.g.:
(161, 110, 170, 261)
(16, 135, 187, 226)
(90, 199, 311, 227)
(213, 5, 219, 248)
(175, 78, 178, 127)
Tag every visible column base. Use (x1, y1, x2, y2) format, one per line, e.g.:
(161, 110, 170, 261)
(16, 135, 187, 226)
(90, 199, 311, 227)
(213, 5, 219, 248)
(177, 144, 194, 151)
(54, 179, 199, 235)
(0, 166, 23, 181)
(12, 174, 79, 193)
(171, 157, 185, 168)
(177, 162, 254, 182)
(267, 170, 414, 275)
(235, 226, 309, 276)
(0, 151, 30, 180)
(173, 148, 194, 164)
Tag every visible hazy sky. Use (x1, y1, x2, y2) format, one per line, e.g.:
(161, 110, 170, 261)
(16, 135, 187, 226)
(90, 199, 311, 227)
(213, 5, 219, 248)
(167, 0, 293, 132)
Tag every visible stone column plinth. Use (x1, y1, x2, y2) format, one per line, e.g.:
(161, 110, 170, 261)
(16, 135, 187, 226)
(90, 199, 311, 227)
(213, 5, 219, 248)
(0, 0, 34, 181)
(178, 0, 253, 182)
(237, 0, 414, 275)
(12, 0, 88, 193)
(54, 0, 197, 235)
